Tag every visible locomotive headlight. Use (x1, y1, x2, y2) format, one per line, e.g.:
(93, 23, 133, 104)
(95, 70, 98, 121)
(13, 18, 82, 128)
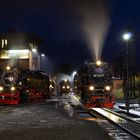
(50, 85, 54, 89)
(96, 60, 102, 66)
(105, 86, 111, 91)
(19, 82, 22, 85)
(49, 85, 53, 88)
(89, 86, 94, 91)
(6, 66, 11, 71)
(11, 87, 16, 91)
(62, 86, 65, 89)
(0, 86, 4, 91)
(67, 85, 70, 89)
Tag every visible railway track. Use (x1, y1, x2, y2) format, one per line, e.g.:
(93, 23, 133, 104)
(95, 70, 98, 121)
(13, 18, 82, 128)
(66, 95, 140, 139)
(3, 95, 139, 140)
(89, 108, 140, 140)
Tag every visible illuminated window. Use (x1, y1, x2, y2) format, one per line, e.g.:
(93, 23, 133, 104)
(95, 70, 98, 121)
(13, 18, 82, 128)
(2, 39, 4, 48)
(1, 39, 8, 48)
(5, 39, 7, 45)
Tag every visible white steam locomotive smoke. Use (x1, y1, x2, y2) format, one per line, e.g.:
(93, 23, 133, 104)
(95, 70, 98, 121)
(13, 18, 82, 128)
(46, 0, 110, 61)
(79, 0, 110, 60)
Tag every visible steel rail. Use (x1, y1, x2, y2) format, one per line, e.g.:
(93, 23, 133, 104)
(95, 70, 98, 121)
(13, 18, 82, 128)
(89, 108, 140, 139)
(103, 108, 140, 124)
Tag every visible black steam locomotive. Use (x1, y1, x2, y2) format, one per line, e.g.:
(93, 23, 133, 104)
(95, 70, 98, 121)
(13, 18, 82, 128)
(0, 67, 50, 104)
(59, 79, 70, 94)
(74, 60, 115, 108)
(49, 79, 56, 96)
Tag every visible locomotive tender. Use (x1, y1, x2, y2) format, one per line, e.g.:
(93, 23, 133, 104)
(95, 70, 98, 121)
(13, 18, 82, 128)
(0, 67, 50, 105)
(74, 60, 115, 108)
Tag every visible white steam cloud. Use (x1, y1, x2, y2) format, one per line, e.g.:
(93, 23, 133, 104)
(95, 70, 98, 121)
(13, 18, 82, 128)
(51, 0, 110, 61)
(78, 0, 110, 60)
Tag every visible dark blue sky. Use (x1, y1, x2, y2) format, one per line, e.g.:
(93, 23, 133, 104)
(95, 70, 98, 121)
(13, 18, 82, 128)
(0, 0, 140, 72)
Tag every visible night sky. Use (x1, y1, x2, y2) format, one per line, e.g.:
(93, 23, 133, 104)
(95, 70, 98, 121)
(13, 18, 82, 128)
(0, 0, 140, 74)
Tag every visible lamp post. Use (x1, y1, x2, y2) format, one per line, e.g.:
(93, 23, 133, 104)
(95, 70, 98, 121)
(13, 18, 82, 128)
(40, 53, 45, 70)
(41, 54, 45, 57)
(71, 71, 77, 92)
(122, 32, 133, 113)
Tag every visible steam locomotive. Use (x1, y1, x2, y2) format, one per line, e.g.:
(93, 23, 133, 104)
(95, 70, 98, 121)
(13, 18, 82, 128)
(0, 67, 50, 105)
(49, 79, 56, 96)
(59, 79, 70, 94)
(74, 60, 115, 108)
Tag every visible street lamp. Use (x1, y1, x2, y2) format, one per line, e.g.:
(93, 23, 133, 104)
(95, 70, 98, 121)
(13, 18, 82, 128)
(40, 53, 46, 70)
(41, 54, 45, 57)
(32, 48, 37, 53)
(122, 31, 133, 113)
(122, 32, 133, 41)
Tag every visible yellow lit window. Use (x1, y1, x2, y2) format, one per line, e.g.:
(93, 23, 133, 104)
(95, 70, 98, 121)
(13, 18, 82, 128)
(5, 39, 7, 45)
(2, 39, 4, 48)
(1, 39, 8, 48)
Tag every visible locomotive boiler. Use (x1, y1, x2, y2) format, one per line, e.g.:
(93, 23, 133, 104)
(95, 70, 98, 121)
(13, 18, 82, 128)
(74, 60, 115, 108)
(0, 67, 50, 105)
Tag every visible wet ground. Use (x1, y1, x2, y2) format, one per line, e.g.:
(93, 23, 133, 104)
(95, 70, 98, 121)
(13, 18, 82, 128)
(0, 95, 114, 140)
